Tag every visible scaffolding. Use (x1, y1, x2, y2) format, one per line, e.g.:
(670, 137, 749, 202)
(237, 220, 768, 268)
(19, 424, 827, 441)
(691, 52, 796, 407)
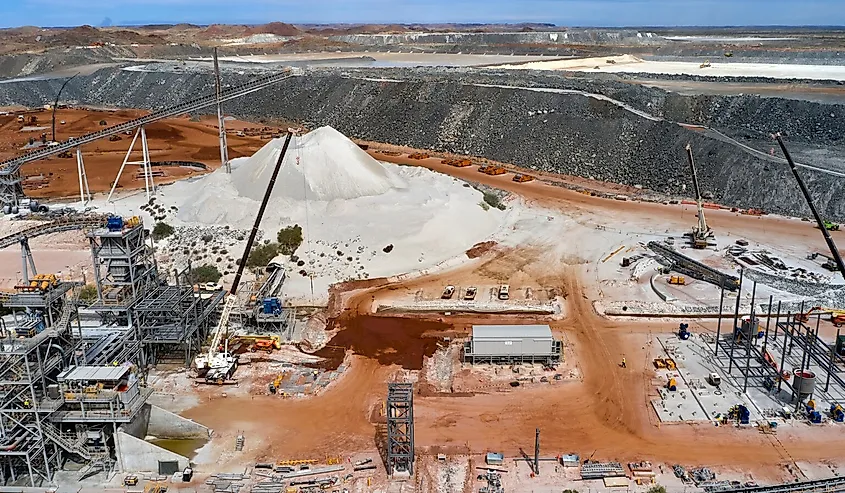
(386, 383, 415, 476)
(134, 285, 224, 365)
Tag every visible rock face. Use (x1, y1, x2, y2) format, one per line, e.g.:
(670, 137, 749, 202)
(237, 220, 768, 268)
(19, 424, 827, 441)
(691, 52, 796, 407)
(2, 66, 844, 219)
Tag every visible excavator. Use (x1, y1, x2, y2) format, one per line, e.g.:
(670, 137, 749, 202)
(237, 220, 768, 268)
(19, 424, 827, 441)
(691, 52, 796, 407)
(795, 306, 845, 326)
(684, 144, 715, 249)
(193, 131, 294, 385)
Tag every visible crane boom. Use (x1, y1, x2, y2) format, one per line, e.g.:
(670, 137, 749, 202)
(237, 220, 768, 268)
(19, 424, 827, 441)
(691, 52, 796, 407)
(194, 131, 294, 373)
(774, 134, 845, 280)
(685, 144, 709, 237)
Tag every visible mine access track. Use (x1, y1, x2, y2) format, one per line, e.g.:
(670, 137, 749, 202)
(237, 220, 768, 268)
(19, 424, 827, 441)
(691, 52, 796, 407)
(0, 70, 296, 175)
(0, 215, 108, 249)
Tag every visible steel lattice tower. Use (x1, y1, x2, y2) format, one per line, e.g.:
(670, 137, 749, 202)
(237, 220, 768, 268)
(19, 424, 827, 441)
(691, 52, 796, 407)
(386, 382, 414, 475)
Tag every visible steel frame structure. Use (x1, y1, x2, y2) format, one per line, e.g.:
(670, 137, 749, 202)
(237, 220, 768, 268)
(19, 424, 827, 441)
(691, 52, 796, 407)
(386, 383, 414, 476)
(87, 220, 158, 314)
(0, 317, 79, 485)
(134, 285, 224, 365)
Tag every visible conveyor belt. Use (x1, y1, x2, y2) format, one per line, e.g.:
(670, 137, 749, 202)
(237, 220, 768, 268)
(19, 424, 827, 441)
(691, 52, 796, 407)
(648, 241, 740, 291)
(0, 70, 295, 175)
(719, 476, 845, 493)
(0, 215, 108, 249)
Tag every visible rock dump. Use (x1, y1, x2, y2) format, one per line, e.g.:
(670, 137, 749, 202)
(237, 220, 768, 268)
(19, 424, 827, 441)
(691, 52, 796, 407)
(3, 66, 845, 219)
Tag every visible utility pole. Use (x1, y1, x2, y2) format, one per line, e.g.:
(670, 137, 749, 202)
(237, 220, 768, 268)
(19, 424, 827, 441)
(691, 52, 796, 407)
(213, 48, 230, 173)
(534, 428, 540, 475)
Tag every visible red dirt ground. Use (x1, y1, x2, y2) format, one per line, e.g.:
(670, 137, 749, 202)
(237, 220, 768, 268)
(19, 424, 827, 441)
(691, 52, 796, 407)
(0, 108, 274, 199)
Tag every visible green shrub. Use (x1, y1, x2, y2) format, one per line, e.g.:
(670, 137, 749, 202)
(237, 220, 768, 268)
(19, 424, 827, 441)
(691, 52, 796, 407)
(152, 222, 174, 240)
(78, 284, 98, 303)
(482, 191, 505, 210)
(648, 486, 667, 493)
(247, 243, 280, 269)
(277, 224, 303, 255)
(190, 264, 222, 283)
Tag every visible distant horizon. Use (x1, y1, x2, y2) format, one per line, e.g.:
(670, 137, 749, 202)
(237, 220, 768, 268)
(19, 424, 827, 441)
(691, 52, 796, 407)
(6, 22, 845, 30)
(2, 0, 844, 30)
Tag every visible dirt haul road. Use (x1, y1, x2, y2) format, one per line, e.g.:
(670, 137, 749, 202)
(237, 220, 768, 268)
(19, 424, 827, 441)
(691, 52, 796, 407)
(365, 147, 841, 256)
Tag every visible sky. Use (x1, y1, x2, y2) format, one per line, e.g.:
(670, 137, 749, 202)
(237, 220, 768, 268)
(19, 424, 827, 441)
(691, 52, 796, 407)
(1, 0, 844, 28)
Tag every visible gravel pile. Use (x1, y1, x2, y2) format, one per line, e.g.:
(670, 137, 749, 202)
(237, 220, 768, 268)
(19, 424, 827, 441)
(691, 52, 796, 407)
(157, 224, 253, 278)
(2, 66, 845, 219)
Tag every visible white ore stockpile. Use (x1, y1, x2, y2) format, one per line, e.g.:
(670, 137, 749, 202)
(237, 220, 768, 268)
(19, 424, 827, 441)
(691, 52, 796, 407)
(171, 126, 508, 302)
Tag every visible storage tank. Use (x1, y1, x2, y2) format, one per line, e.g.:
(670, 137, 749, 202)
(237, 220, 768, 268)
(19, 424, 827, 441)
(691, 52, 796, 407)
(793, 369, 816, 398)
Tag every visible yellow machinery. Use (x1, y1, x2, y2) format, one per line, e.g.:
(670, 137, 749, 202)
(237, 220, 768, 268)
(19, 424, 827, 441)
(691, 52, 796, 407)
(276, 459, 317, 466)
(408, 152, 429, 159)
(144, 482, 165, 493)
(18, 274, 59, 293)
(653, 358, 667, 369)
(664, 358, 677, 370)
(513, 174, 535, 183)
(666, 378, 677, 391)
(668, 276, 686, 285)
(231, 334, 281, 352)
(123, 475, 139, 486)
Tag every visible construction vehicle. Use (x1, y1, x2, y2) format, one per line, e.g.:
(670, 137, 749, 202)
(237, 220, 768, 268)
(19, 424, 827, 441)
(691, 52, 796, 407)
(677, 323, 691, 340)
(108, 134, 122, 142)
(668, 275, 686, 285)
(408, 152, 429, 160)
(817, 220, 841, 231)
(498, 284, 509, 300)
(795, 306, 845, 326)
(683, 145, 715, 248)
(831, 404, 845, 423)
(776, 134, 845, 279)
(478, 165, 506, 176)
(724, 52, 734, 57)
(664, 358, 677, 370)
(442, 158, 472, 167)
(666, 377, 677, 391)
(464, 286, 477, 300)
(707, 372, 721, 387)
(195, 131, 294, 386)
(57, 150, 72, 159)
(728, 404, 750, 424)
(513, 174, 535, 183)
(124, 475, 139, 486)
(441, 285, 455, 299)
(700, 60, 712, 68)
(742, 208, 764, 216)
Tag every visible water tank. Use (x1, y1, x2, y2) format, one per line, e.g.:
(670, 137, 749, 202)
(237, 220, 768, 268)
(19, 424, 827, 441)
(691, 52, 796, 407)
(793, 369, 816, 397)
(10, 206, 18, 214)
(2, 205, 10, 214)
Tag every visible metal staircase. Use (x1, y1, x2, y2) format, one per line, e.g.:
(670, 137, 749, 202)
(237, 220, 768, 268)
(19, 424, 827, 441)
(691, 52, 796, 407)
(39, 421, 94, 461)
(53, 285, 81, 336)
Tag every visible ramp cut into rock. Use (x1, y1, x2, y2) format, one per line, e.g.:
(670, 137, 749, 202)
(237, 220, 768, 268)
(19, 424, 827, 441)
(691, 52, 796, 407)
(229, 126, 407, 202)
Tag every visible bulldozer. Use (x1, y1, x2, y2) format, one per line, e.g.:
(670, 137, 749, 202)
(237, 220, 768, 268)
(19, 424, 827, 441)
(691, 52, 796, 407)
(513, 174, 535, 183)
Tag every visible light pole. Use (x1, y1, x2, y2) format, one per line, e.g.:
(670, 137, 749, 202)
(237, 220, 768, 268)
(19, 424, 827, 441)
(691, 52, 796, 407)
(51, 72, 79, 143)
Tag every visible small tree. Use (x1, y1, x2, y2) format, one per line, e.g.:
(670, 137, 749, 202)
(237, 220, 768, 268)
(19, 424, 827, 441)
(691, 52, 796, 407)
(277, 224, 303, 255)
(152, 222, 174, 240)
(648, 486, 667, 493)
(247, 243, 280, 269)
(78, 284, 98, 303)
(190, 264, 222, 284)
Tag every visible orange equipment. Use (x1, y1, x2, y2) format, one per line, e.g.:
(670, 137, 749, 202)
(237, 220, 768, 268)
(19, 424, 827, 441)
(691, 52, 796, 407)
(408, 152, 429, 160)
(442, 158, 472, 167)
(513, 174, 535, 183)
(478, 165, 506, 176)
